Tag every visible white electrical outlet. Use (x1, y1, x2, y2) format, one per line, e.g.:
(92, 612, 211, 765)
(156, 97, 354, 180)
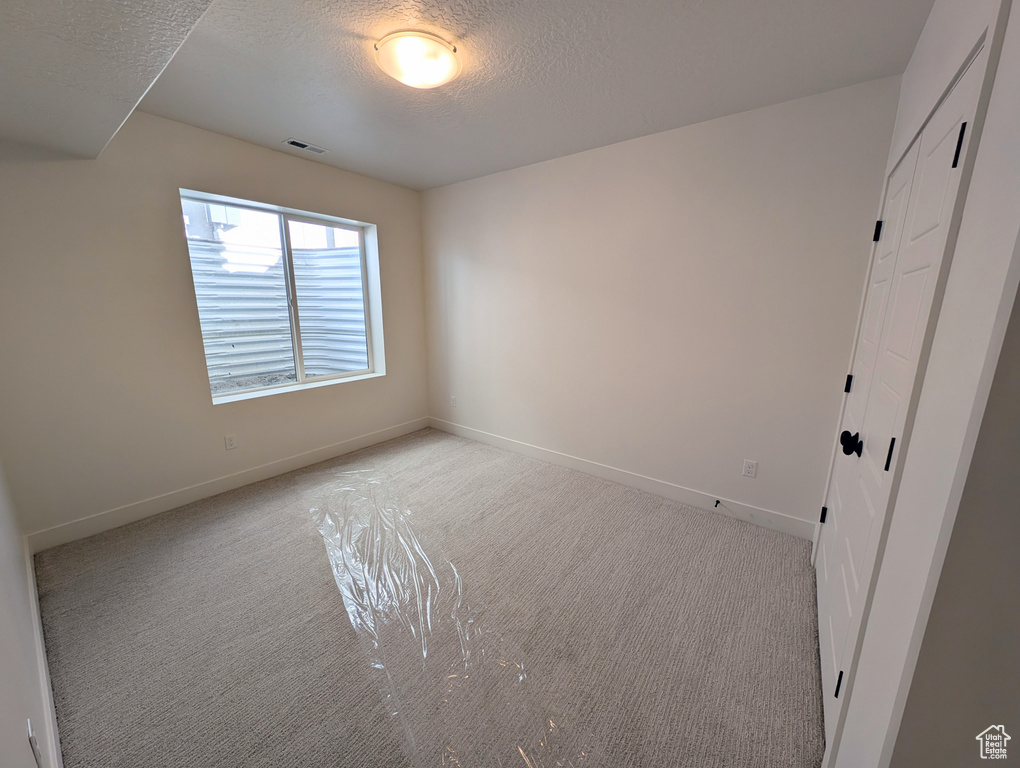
(224, 435, 238, 451)
(450, 395, 457, 407)
(27, 719, 42, 767)
(742, 459, 758, 479)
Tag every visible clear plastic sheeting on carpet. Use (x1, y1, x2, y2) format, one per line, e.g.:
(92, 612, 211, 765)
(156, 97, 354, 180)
(307, 469, 592, 767)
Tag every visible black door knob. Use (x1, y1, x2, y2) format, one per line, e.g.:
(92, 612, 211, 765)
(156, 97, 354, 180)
(840, 430, 863, 458)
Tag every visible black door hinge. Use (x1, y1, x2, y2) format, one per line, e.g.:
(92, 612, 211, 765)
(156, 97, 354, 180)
(835, 670, 844, 698)
(884, 437, 897, 471)
(873, 220, 884, 242)
(952, 122, 968, 168)
(844, 374, 854, 393)
(820, 506, 828, 524)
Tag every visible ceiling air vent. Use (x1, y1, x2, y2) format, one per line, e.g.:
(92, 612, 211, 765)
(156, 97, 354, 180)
(283, 138, 329, 155)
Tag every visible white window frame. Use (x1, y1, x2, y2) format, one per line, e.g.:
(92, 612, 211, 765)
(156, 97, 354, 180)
(180, 188, 386, 404)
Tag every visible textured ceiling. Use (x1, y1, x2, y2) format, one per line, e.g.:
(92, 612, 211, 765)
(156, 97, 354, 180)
(139, 0, 933, 189)
(0, 0, 214, 159)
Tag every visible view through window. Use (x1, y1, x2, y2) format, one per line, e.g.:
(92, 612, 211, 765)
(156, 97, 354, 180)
(180, 192, 379, 400)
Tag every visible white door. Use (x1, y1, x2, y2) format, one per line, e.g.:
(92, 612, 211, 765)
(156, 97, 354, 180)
(816, 48, 986, 747)
(816, 140, 918, 744)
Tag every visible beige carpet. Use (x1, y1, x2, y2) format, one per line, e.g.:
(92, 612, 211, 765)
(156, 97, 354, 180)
(35, 428, 824, 767)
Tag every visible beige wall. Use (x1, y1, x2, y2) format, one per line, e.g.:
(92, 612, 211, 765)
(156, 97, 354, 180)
(0, 112, 428, 541)
(423, 77, 899, 528)
(0, 464, 55, 767)
(890, 271, 1020, 765)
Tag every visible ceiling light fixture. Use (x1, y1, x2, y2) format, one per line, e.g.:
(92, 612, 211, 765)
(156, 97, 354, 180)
(374, 31, 461, 89)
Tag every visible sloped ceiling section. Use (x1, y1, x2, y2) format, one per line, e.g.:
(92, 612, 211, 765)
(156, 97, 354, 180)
(142, 0, 934, 189)
(0, 0, 214, 159)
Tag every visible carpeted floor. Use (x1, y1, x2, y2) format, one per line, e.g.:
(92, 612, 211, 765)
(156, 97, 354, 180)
(35, 428, 824, 767)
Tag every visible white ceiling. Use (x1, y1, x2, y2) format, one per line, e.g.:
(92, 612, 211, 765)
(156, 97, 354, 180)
(0, 0, 214, 159)
(2, 0, 935, 186)
(140, 0, 935, 189)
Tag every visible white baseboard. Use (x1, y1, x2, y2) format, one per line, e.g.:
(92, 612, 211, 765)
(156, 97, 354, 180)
(26, 418, 430, 552)
(23, 535, 63, 767)
(429, 418, 815, 541)
(26, 414, 815, 551)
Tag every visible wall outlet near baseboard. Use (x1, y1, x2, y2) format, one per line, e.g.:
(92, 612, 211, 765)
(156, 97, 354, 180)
(450, 395, 457, 407)
(224, 435, 238, 450)
(742, 459, 758, 479)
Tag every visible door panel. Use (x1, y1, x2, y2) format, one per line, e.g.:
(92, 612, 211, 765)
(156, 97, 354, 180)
(816, 142, 919, 743)
(909, 116, 968, 239)
(816, 49, 985, 750)
(846, 170, 910, 431)
(884, 266, 931, 361)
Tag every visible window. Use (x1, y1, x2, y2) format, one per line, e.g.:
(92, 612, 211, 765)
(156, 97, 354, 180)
(179, 190, 384, 403)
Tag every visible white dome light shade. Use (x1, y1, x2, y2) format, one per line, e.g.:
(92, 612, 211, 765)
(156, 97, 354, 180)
(375, 31, 461, 89)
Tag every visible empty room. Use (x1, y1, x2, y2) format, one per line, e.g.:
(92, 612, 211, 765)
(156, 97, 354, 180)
(1, 0, 1018, 766)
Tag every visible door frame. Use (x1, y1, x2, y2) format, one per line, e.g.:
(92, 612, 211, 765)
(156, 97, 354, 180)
(817, 29, 1005, 768)
(831, 1, 1020, 763)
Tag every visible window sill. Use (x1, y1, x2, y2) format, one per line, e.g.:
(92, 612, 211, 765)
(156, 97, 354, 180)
(211, 370, 384, 405)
